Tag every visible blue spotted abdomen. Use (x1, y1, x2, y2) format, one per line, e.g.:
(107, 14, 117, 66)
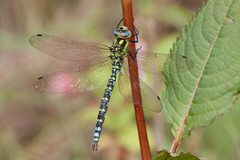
(92, 63, 122, 151)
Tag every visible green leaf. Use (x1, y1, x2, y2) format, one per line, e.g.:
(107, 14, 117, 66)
(162, 0, 240, 141)
(153, 150, 200, 160)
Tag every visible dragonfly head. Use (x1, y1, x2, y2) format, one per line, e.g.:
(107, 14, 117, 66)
(114, 26, 131, 39)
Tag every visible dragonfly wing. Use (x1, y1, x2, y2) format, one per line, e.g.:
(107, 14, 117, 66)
(136, 51, 194, 74)
(33, 59, 112, 94)
(117, 60, 162, 112)
(117, 69, 132, 102)
(29, 34, 111, 63)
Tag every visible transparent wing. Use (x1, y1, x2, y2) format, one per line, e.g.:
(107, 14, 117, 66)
(117, 51, 194, 112)
(118, 60, 162, 112)
(33, 59, 112, 94)
(136, 51, 194, 74)
(29, 34, 111, 64)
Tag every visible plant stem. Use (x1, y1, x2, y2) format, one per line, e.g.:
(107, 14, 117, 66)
(121, 0, 152, 159)
(169, 139, 175, 153)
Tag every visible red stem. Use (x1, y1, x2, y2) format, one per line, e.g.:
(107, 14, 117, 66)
(121, 0, 152, 160)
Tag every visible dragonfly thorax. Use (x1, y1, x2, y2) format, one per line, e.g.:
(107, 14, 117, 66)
(111, 38, 128, 59)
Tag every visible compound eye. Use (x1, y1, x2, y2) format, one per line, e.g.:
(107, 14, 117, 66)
(124, 30, 131, 37)
(113, 29, 118, 36)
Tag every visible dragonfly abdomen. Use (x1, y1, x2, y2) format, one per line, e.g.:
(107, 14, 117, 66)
(92, 67, 121, 151)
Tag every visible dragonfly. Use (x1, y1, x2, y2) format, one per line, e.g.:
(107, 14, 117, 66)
(29, 20, 194, 151)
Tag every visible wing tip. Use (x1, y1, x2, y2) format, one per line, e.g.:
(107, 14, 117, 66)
(37, 76, 44, 80)
(29, 34, 44, 44)
(32, 75, 46, 92)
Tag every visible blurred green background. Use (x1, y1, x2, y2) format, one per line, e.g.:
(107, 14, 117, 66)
(0, 0, 240, 160)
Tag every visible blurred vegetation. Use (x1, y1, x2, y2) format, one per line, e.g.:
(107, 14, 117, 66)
(0, 0, 239, 160)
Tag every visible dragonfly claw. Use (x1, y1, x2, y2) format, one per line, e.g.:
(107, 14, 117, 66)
(92, 142, 98, 151)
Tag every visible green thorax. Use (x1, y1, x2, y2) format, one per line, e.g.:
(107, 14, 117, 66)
(111, 38, 128, 67)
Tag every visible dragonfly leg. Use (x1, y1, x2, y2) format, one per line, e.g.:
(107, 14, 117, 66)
(128, 50, 135, 59)
(129, 37, 138, 43)
(128, 45, 142, 60)
(131, 24, 139, 37)
(129, 19, 139, 43)
(128, 46, 142, 59)
(129, 25, 139, 43)
(136, 46, 142, 54)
